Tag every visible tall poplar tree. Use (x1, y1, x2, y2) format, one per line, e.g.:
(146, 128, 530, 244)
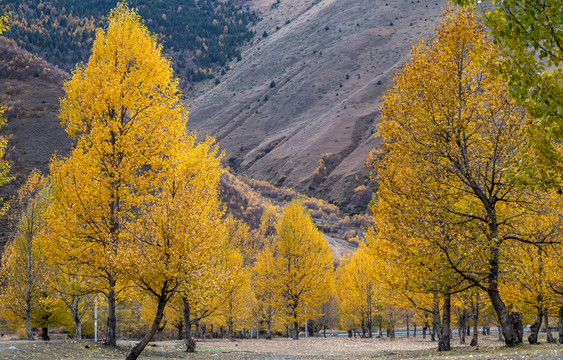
(0, 171, 49, 339)
(336, 245, 378, 338)
(271, 200, 333, 340)
(49, 3, 207, 349)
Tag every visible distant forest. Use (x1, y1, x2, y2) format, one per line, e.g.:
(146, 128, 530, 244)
(0, 0, 258, 82)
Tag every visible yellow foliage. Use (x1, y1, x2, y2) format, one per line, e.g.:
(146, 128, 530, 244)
(371, 6, 561, 345)
(49, 4, 226, 352)
(252, 244, 278, 336)
(0, 171, 51, 338)
(0, 13, 9, 34)
(211, 244, 256, 336)
(271, 200, 333, 338)
(336, 245, 378, 336)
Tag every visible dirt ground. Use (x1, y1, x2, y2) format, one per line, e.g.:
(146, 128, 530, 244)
(0, 335, 562, 359)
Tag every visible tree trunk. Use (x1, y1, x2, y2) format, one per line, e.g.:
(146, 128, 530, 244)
(105, 278, 117, 346)
(486, 240, 521, 347)
(432, 293, 441, 344)
(423, 323, 427, 339)
(293, 321, 299, 340)
(544, 311, 556, 343)
(470, 322, 478, 346)
(228, 316, 234, 341)
(488, 288, 518, 346)
(414, 322, 416, 337)
(367, 289, 373, 338)
(182, 297, 195, 352)
(458, 310, 467, 344)
(470, 298, 479, 346)
(227, 297, 234, 341)
(176, 318, 183, 340)
(74, 315, 82, 340)
(266, 305, 272, 339)
(510, 312, 523, 344)
(41, 326, 50, 341)
(438, 294, 451, 352)
(528, 306, 543, 344)
(73, 297, 82, 340)
(558, 305, 563, 345)
(406, 313, 410, 337)
(25, 309, 33, 340)
(125, 293, 167, 360)
(470, 292, 479, 346)
(388, 320, 395, 339)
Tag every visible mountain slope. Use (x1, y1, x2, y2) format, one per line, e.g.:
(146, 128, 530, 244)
(188, 0, 446, 210)
(0, 36, 69, 247)
(0, 37, 69, 182)
(0, 37, 364, 258)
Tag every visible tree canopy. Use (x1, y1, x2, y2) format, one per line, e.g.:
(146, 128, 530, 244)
(48, 4, 227, 358)
(454, 0, 563, 188)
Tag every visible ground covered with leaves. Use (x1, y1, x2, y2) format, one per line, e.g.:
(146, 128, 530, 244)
(0, 335, 562, 359)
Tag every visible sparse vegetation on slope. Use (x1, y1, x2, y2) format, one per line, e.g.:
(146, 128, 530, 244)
(188, 0, 446, 210)
(220, 171, 372, 247)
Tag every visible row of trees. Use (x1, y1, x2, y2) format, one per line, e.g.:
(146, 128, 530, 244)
(2, 173, 496, 347)
(369, 5, 563, 351)
(0, 5, 335, 360)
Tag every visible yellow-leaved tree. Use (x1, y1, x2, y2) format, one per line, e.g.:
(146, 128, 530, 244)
(211, 243, 256, 340)
(374, 6, 563, 347)
(368, 158, 473, 351)
(271, 200, 333, 339)
(48, 4, 226, 359)
(122, 136, 224, 360)
(252, 206, 281, 339)
(253, 244, 278, 339)
(336, 244, 378, 338)
(0, 171, 49, 339)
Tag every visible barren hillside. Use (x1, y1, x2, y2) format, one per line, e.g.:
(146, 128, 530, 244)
(187, 0, 446, 210)
(0, 38, 363, 257)
(0, 37, 70, 246)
